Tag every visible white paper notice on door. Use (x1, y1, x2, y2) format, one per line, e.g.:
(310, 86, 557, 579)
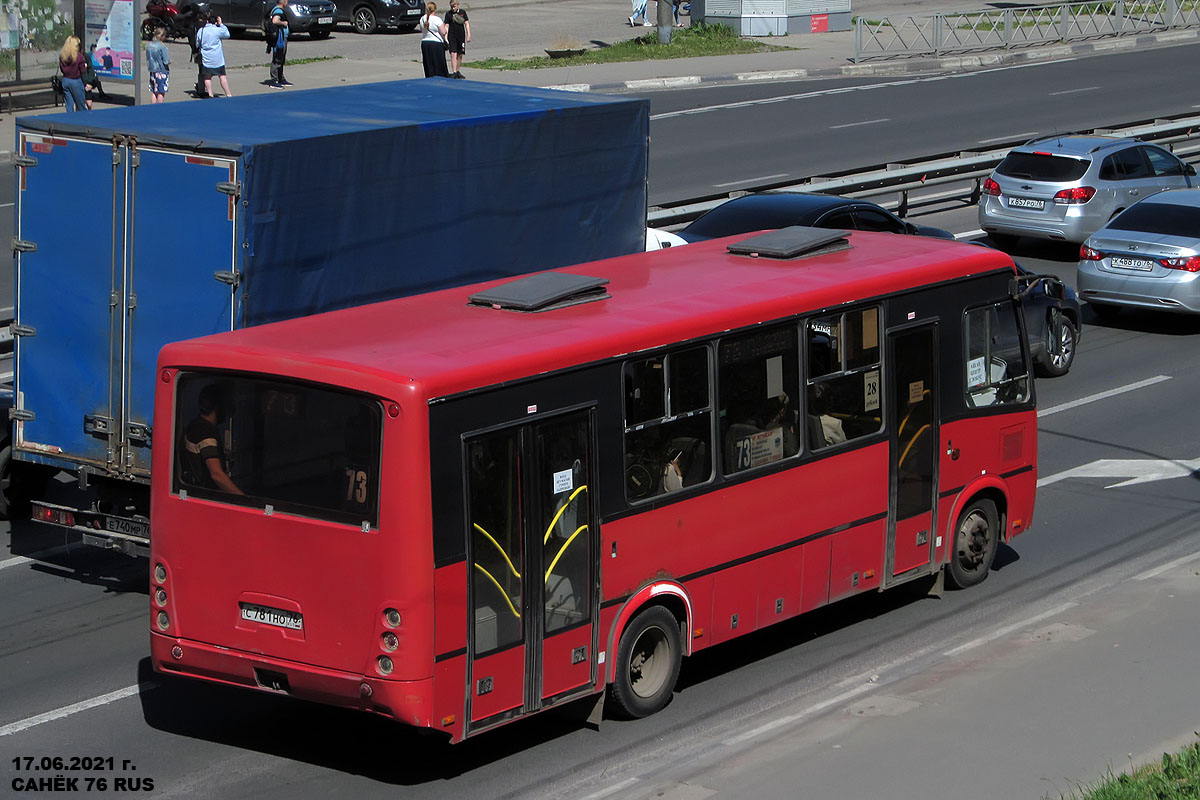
(553, 468, 574, 494)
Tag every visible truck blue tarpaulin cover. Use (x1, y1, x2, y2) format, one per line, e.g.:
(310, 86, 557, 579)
(18, 79, 649, 326)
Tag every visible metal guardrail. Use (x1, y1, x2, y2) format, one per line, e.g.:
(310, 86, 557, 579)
(854, 0, 1200, 62)
(647, 112, 1200, 228)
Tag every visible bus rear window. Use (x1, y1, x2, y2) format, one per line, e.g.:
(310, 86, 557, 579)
(173, 373, 383, 527)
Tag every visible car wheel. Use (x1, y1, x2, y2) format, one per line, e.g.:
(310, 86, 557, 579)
(310, 28, 332, 38)
(1035, 310, 1076, 378)
(352, 5, 377, 33)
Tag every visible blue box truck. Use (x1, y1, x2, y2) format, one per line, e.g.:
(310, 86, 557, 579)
(5, 79, 649, 555)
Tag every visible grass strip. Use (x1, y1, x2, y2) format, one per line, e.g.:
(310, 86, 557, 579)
(1059, 740, 1200, 800)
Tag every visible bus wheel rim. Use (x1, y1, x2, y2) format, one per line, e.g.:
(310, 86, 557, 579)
(957, 510, 990, 570)
(629, 624, 670, 698)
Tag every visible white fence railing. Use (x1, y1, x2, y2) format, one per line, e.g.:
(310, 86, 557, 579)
(854, 0, 1200, 62)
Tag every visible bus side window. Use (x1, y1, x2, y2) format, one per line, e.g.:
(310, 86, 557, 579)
(624, 347, 713, 501)
(965, 301, 1030, 408)
(805, 307, 882, 450)
(718, 324, 801, 475)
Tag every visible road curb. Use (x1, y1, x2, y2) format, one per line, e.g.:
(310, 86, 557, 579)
(541, 26, 1200, 93)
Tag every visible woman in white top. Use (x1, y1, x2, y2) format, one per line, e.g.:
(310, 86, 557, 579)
(419, 2, 450, 78)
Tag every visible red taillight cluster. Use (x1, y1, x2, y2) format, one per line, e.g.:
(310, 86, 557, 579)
(1161, 255, 1200, 272)
(1053, 186, 1096, 204)
(1079, 245, 1103, 261)
(32, 504, 75, 527)
(154, 562, 170, 632)
(982, 177, 1002, 196)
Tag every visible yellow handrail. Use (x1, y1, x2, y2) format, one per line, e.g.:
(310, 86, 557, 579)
(473, 563, 520, 619)
(898, 424, 930, 470)
(897, 388, 931, 438)
(544, 524, 587, 582)
(472, 523, 521, 579)
(543, 484, 588, 545)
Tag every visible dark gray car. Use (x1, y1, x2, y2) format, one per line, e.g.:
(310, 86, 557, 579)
(184, 0, 336, 38)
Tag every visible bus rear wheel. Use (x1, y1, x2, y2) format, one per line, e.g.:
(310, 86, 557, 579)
(609, 605, 681, 719)
(946, 498, 999, 589)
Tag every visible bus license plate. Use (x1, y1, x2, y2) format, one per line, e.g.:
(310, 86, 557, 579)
(318, 15, 333, 23)
(1111, 256, 1154, 270)
(1008, 197, 1044, 210)
(105, 516, 149, 538)
(240, 603, 304, 630)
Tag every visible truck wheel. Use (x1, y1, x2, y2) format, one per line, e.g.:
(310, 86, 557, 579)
(946, 498, 999, 590)
(608, 605, 682, 719)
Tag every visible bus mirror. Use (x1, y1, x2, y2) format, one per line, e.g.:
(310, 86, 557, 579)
(1008, 278, 1021, 298)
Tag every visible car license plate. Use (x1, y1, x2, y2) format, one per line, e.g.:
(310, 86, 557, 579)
(1008, 197, 1044, 210)
(105, 516, 149, 538)
(1111, 256, 1154, 270)
(318, 15, 333, 23)
(240, 603, 304, 630)
(406, 7, 421, 12)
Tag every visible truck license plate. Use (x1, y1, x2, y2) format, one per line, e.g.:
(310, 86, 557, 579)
(240, 603, 304, 630)
(105, 516, 149, 538)
(1008, 197, 1044, 210)
(318, 15, 333, 23)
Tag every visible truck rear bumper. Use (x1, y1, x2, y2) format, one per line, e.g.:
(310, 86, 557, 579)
(150, 633, 434, 728)
(30, 500, 150, 558)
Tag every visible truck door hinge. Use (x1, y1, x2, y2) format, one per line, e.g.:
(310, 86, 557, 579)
(128, 294, 137, 309)
(110, 292, 119, 308)
(10, 323, 35, 337)
(126, 423, 152, 445)
(84, 414, 113, 437)
(8, 408, 34, 422)
(12, 239, 36, 253)
(10, 154, 36, 168)
(216, 181, 241, 199)
(214, 270, 240, 287)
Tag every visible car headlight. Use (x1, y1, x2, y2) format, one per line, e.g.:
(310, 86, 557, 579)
(292, 4, 310, 13)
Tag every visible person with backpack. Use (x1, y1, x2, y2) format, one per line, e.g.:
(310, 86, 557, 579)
(266, 0, 291, 89)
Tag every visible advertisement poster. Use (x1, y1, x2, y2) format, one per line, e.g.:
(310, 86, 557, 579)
(85, 0, 134, 80)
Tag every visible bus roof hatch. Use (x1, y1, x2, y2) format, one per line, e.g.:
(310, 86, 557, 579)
(726, 226, 850, 260)
(468, 272, 611, 313)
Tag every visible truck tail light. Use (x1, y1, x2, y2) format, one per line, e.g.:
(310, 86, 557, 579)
(982, 177, 1002, 196)
(1079, 245, 1104, 261)
(1053, 186, 1096, 204)
(32, 504, 75, 527)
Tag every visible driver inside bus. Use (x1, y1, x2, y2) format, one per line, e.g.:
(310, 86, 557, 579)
(181, 384, 243, 495)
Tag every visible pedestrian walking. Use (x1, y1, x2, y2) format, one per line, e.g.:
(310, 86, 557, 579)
(672, 0, 683, 26)
(57, 35, 88, 112)
(197, 12, 233, 97)
(628, 0, 647, 26)
(418, 2, 450, 78)
(445, 0, 469, 78)
(266, 0, 292, 88)
(146, 26, 170, 103)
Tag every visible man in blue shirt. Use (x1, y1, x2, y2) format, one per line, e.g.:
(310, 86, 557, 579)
(267, 0, 291, 88)
(197, 11, 233, 97)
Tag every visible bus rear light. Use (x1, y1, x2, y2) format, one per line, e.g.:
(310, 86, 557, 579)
(161, 369, 171, 383)
(381, 632, 398, 652)
(155, 588, 168, 607)
(359, 682, 373, 698)
(1079, 245, 1103, 261)
(32, 505, 75, 527)
(156, 611, 170, 631)
(442, 714, 456, 727)
(982, 177, 1002, 196)
(1053, 186, 1096, 204)
(387, 403, 400, 418)
(154, 563, 167, 583)
(376, 656, 394, 675)
(383, 608, 401, 628)
(171, 645, 183, 660)
(1161, 255, 1200, 272)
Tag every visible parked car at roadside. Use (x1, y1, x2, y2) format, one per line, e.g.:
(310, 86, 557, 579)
(978, 135, 1195, 246)
(678, 191, 955, 243)
(337, 0, 422, 33)
(1077, 188, 1200, 317)
(182, 0, 336, 38)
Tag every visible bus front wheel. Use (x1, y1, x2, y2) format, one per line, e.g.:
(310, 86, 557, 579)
(608, 605, 682, 719)
(946, 498, 999, 589)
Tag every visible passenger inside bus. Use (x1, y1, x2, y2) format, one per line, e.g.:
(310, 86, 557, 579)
(179, 384, 243, 495)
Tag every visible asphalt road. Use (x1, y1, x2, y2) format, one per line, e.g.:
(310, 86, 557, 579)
(4, 45, 1200, 800)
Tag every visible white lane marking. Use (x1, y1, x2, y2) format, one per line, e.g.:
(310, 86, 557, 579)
(1134, 550, 1200, 581)
(0, 556, 32, 571)
(954, 228, 985, 240)
(978, 131, 1038, 145)
(714, 173, 788, 188)
(722, 682, 876, 745)
(0, 684, 148, 737)
(1049, 86, 1100, 96)
(650, 60, 1068, 121)
(943, 602, 1078, 657)
(0, 202, 13, 209)
(1037, 375, 1171, 419)
(830, 117, 890, 129)
(579, 777, 640, 800)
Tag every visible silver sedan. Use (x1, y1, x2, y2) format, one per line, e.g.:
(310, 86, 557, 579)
(1077, 188, 1200, 316)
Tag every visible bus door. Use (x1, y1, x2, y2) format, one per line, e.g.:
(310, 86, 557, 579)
(885, 324, 939, 584)
(464, 409, 598, 730)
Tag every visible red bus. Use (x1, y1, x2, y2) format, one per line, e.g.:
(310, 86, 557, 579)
(149, 227, 1037, 743)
